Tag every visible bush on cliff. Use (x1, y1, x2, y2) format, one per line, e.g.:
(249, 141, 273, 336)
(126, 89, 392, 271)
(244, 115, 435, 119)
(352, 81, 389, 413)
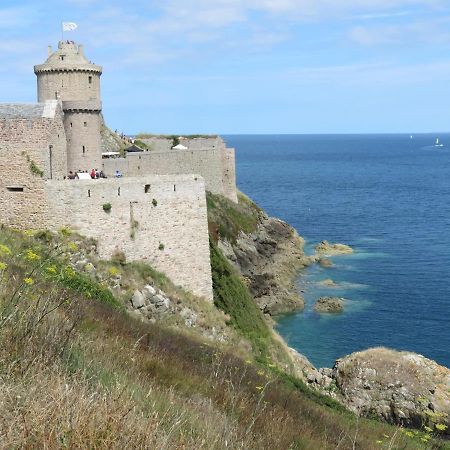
(207, 191, 261, 243)
(210, 239, 270, 358)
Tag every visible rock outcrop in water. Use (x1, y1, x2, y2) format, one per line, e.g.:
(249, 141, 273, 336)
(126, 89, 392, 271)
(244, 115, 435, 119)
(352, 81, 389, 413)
(315, 240, 353, 256)
(314, 297, 344, 313)
(219, 214, 311, 315)
(329, 348, 450, 432)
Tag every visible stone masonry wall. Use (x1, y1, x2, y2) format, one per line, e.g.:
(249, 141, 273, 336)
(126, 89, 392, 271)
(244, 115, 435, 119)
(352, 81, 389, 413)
(45, 175, 213, 300)
(37, 70, 101, 103)
(0, 108, 67, 229)
(64, 111, 102, 173)
(103, 147, 238, 203)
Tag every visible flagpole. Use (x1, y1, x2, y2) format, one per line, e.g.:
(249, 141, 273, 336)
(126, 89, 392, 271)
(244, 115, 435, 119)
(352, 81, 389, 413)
(61, 22, 64, 42)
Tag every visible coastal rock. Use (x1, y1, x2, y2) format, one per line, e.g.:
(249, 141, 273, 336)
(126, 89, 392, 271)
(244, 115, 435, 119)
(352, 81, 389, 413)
(223, 214, 306, 315)
(315, 240, 353, 256)
(318, 279, 336, 287)
(314, 297, 344, 313)
(332, 348, 450, 432)
(318, 258, 333, 268)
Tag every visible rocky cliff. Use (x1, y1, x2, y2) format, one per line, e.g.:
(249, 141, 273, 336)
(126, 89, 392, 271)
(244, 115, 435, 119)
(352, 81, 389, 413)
(207, 192, 311, 315)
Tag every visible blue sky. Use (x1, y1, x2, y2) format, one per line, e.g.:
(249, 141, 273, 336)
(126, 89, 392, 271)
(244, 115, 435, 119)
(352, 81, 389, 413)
(1, 0, 450, 134)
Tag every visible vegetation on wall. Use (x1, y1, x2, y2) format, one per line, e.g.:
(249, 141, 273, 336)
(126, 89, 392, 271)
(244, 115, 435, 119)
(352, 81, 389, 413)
(22, 152, 44, 177)
(207, 191, 261, 244)
(133, 139, 150, 150)
(102, 203, 112, 212)
(136, 133, 218, 140)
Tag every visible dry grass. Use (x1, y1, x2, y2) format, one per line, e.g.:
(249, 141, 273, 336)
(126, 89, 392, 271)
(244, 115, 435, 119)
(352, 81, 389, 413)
(0, 228, 439, 449)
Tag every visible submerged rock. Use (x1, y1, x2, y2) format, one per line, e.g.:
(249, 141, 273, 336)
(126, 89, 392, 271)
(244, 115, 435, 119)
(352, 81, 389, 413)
(315, 240, 353, 256)
(314, 297, 344, 313)
(318, 258, 333, 268)
(332, 348, 450, 432)
(318, 279, 336, 287)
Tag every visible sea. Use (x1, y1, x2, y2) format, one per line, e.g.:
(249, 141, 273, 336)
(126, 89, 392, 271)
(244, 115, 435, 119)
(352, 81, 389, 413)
(224, 134, 450, 369)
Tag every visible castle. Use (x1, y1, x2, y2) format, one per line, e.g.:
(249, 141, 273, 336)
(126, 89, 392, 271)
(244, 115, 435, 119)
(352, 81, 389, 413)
(0, 41, 239, 300)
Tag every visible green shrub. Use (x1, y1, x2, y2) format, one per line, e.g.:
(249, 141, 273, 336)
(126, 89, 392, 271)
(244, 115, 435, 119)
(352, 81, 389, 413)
(102, 203, 112, 213)
(152, 199, 158, 207)
(158, 243, 165, 251)
(210, 240, 270, 358)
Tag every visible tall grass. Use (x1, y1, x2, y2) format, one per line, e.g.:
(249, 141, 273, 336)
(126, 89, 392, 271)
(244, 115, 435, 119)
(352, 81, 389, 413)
(0, 228, 435, 449)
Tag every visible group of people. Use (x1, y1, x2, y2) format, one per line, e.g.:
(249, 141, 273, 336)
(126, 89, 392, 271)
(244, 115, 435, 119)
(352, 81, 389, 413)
(67, 169, 107, 180)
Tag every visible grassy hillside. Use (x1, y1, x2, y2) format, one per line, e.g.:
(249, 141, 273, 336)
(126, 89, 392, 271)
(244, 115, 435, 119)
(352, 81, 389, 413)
(0, 227, 442, 449)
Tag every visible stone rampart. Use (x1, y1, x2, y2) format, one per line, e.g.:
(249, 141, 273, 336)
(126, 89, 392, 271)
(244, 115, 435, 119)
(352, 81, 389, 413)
(45, 175, 213, 300)
(103, 147, 238, 203)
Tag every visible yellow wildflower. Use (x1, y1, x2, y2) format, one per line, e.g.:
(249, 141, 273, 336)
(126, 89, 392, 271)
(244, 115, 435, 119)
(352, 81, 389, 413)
(435, 423, 448, 432)
(424, 426, 433, 433)
(0, 262, 7, 271)
(24, 277, 34, 285)
(25, 249, 41, 261)
(255, 386, 264, 390)
(46, 265, 57, 275)
(108, 266, 120, 277)
(0, 244, 12, 256)
(64, 266, 75, 277)
(67, 242, 78, 252)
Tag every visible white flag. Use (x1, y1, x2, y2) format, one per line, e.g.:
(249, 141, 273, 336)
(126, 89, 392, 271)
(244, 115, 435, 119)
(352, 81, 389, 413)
(62, 22, 78, 31)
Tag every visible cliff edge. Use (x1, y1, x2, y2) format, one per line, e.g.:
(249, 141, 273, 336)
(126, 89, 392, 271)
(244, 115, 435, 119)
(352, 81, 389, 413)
(207, 192, 309, 315)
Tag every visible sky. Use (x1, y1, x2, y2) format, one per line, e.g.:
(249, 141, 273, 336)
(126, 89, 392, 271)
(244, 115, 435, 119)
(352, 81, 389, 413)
(1, 0, 450, 134)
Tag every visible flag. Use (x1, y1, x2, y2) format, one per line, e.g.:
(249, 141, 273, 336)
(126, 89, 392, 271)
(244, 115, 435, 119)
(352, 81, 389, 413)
(62, 22, 78, 32)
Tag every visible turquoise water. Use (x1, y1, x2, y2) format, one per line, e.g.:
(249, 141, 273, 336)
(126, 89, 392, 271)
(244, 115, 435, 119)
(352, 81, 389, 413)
(224, 134, 450, 369)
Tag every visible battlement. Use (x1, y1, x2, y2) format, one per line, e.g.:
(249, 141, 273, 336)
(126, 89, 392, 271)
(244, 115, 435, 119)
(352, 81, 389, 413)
(34, 41, 102, 74)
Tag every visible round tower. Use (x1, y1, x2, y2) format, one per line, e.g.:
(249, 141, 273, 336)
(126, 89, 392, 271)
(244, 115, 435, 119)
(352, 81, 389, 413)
(34, 41, 103, 173)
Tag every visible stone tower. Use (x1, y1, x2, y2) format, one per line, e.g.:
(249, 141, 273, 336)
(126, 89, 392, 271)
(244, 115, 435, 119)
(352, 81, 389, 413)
(34, 41, 103, 172)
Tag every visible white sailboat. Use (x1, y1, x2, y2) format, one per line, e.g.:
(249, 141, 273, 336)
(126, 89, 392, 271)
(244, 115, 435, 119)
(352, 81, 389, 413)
(435, 138, 444, 147)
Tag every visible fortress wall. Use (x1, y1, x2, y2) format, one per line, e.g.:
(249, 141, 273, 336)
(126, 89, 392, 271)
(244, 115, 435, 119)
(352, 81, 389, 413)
(45, 176, 213, 300)
(221, 148, 238, 203)
(64, 111, 102, 172)
(139, 137, 172, 152)
(37, 71, 101, 102)
(0, 113, 67, 230)
(139, 136, 224, 153)
(183, 137, 223, 150)
(103, 147, 238, 202)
